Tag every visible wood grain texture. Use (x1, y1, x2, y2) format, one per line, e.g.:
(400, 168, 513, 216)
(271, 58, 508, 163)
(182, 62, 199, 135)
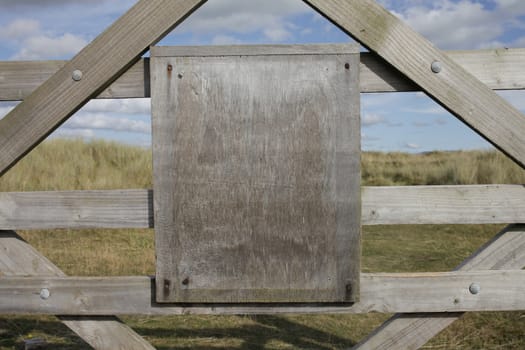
(0, 185, 524, 229)
(151, 44, 360, 57)
(0, 59, 150, 101)
(362, 185, 525, 225)
(355, 224, 525, 349)
(0, 190, 153, 230)
(152, 45, 361, 303)
(3, 48, 524, 101)
(59, 316, 155, 350)
(0, 0, 206, 176)
(0, 231, 154, 350)
(304, 0, 525, 168)
(3, 269, 525, 315)
(360, 48, 525, 93)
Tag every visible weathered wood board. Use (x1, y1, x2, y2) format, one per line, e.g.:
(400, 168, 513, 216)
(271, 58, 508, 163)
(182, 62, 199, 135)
(151, 44, 361, 303)
(3, 49, 525, 101)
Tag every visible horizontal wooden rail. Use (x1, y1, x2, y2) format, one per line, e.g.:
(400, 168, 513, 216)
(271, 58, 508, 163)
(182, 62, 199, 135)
(362, 185, 525, 225)
(0, 185, 523, 229)
(1, 49, 524, 101)
(0, 190, 153, 229)
(0, 270, 524, 315)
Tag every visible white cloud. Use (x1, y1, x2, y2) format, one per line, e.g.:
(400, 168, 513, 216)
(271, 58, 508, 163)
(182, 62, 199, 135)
(53, 128, 96, 140)
(64, 113, 150, 134)
(404, 142, 421, 150)
(363, 113, 386, 127)
(397, 1, 496, 49)
(12, 32, 87, 60)
(0, 0, 107, 8)
(81, 99, 151, 115)
(211, 35, 243, 46)
(403, 106, 447, 115)
(1, 18, 88, 60)
(391, 0, 525, 49)
(174, 0, 310, 42)
(362, 132, 380, 142)
(263, 27, 292, 42)
(0, 19, 40, 40)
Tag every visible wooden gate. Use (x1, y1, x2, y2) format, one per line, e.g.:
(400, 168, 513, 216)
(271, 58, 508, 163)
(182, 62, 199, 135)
(1, 0, 525, 348)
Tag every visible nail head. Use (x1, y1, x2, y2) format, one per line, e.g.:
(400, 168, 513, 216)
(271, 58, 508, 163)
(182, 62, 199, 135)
(40, 288, 50, 300)
(431, 61, 442, 73)
(72, 70, 83, 81)
(469, 283, 481, 295)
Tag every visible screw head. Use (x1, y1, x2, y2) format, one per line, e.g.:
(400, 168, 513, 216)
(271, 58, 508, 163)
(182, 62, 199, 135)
(431, 61, 442, 73)
(72, 70, 83, 81)
(469, 283, 481, 295)
(40, 288, 50, 300)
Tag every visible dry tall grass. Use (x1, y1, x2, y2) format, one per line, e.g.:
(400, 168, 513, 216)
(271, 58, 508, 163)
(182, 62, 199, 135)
(362, 150, 525, 185)
(0, 139, 152, 192)
(4, 140, 525, 192)
(1, 139, 524, 349)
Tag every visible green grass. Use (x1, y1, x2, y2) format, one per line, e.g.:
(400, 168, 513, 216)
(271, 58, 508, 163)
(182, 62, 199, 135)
(1, 139, 525, 349)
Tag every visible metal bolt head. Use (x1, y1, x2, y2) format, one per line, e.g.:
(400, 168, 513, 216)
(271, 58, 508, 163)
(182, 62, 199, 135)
(72, 70, 83, 81)
(469, 283, 481, 295)
(431, 61, 442, 73)
(40, 288, 50, 300)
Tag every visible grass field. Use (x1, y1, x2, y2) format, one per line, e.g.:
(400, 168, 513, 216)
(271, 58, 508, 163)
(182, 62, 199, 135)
(1, 139, 525, 349)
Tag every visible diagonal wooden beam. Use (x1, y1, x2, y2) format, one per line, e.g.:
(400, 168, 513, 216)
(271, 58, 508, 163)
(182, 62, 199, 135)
(0, 230, 154, 349)
(353, 224, 525, 349)
(303, 0, 525, 168)
(0, 0, 207, 176)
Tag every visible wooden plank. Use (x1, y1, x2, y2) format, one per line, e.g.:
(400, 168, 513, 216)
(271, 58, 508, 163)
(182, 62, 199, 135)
(152, 45, 361, 303)
(355, 224, 525, 349)
(2, 269, 525, 315)
(0, 59, 150, 101)
(2, 49, 525, 101)
(360, 48, 525, 93)
(151, 44, 360, 57)
(59, 316, 155, 350)
(362, 185, 525, 225)
(0, 230, 154, 350)
(303, 0, 525, 168)
(1, 185, 524, 229)
(0, 0, 206, 176)
(0, 190, 153, 230)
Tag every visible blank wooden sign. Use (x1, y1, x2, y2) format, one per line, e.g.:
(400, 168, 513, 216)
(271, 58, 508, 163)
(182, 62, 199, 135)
(151, 44, 361, 303)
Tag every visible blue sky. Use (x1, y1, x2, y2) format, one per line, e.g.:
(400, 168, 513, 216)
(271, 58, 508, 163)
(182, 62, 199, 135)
(1, 0, 525, 152)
